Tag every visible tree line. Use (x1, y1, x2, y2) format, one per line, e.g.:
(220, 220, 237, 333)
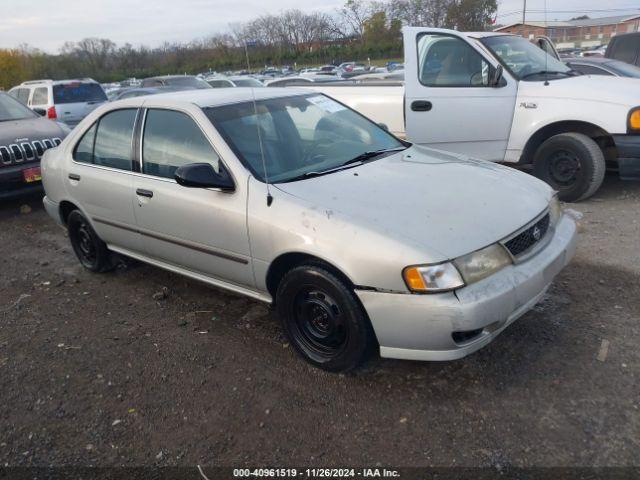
(0, 0, 496, 89)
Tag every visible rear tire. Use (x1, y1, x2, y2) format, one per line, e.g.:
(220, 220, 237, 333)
(67, 210, 114, 273)
(275, 264, 375, 372)
(533, 132, 605, 202)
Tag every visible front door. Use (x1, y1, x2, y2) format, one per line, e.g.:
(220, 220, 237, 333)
(132, 108, 253, 288)
(403, 27, 518, 161)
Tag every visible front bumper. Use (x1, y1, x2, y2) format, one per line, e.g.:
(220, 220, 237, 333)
(613, 134, 640, 180)
(356, 214, 577, 361)
(0, 163, 43, 199)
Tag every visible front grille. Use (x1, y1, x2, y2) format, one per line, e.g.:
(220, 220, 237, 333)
(0, 146, 11, 165)
(0, 138, 59, 167)
(10, 145, 23, 162)
(504, 213, 550, 258)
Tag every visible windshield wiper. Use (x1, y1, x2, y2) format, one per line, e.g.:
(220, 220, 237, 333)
(520, 70, 573, 80)
(340, 147, 407, 167)
(282, 147, 407, 183)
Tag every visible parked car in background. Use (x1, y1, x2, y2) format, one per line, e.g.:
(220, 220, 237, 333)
(565, 57, 640, 78)
(308, 28, 640, 202)
(265, 75, 345, 87)
(109, 87, 189, 101)
(141, 75, 212, 90)
(9, 79, 107, 128)
(605, 32, 640, 67)
(0, 92, 68, 198)
(40, 88, 576, 371)
(205, 76, 264, 88)
(337, 62, 368, 78)
(580, 45, 607, 57)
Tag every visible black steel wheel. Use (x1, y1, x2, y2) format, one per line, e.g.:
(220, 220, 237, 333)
(276, 264, 375, 371)
(67, 210, 114, 272)
(533, 132, 605, 202)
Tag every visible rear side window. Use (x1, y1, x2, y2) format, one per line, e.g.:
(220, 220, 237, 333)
(53, 83, 107, 104)
(32, 87, 49, 105)
(142, 109, 220, 179)
(73, 124, 97, 163)
(610, 37, 638, 65)
(90, 109, 137, 170)
(10, 88, 30, 105)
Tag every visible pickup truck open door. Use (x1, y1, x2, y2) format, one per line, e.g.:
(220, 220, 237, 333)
(403, 27, 518, 161)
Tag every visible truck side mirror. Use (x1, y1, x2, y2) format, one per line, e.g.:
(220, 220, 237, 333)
(490, 65, 504, 87)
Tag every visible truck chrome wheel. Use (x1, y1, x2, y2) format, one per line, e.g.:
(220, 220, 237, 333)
(292, 288, 348, 358)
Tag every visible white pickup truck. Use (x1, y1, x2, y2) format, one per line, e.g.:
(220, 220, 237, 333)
(308, 27, 640, 202)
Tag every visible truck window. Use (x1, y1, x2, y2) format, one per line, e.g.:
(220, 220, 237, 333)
(53, 83, 107, 104)
(610, 37, 638, 65)
(417, 33, 490, 87)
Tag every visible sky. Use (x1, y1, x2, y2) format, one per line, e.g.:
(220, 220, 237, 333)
(0, 0, 639, 52)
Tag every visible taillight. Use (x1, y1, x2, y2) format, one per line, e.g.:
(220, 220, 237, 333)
(47, 106, 57, 119)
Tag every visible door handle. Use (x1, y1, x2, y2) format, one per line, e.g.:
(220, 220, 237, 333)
(136, 188, 154, 198)
(68, 173, 81, 181)
(411, 100, 432, 112)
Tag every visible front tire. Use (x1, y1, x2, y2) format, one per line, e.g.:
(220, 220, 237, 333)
(533, 132, 605, 202)
(67, 210, 114, 273)
(275, 264, 375, 372)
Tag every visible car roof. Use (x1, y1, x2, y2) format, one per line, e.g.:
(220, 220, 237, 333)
(19, 78, 98, 86)
(119, 87, 308, 108)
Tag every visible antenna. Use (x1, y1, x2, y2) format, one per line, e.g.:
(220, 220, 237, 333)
(543, 0, 549, 86)
(244, 40, 273, 207)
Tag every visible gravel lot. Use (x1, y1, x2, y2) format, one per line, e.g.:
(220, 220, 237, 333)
(1, 175, 639, 469)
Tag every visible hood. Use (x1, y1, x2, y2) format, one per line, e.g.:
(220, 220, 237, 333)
(0, 116, 66, 144)
(519, 75, 640, 107)
(275, 146, 552, 260)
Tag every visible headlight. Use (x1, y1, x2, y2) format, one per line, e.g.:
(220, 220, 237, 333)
(629, 107, 640, 133)
(403, 262, 464, 293)
(549, 194, 562, 226)
(453, 243, 512, 285)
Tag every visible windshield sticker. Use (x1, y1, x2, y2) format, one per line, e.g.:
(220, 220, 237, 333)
(307, 95, 346, 113)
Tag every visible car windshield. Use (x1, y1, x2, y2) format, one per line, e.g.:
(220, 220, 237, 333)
(53, 83, 108, 104)
(0, 93, 37, 121)
(205, 94, 405, 183)
(481, 36, 572, 80)
(167, 77, 212, 89)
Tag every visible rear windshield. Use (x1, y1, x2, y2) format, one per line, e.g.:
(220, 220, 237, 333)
(0, 93, 37, 121)
(53, 83, 107, 104)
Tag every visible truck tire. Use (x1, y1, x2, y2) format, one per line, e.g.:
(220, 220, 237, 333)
(533, 132, 605, 202)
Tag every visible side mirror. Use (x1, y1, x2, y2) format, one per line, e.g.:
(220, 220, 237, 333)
(378, 122, 389, 131)
(490, 65, 504, 87)
(33, 108, 46, 116)
(174, 162, 235, 191)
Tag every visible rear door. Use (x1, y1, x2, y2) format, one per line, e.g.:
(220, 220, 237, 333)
(66, 108, 142, 253)
(403, 27, 517, 161)
(53, 82, 108, 127)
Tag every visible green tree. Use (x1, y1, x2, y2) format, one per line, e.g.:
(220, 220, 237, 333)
(445, 0, 497, 31)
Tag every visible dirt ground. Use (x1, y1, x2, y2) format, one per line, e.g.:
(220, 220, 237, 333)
(1, 174, 639, 470)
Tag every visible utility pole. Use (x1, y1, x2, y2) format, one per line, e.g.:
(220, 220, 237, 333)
(522, 0, 526, 25)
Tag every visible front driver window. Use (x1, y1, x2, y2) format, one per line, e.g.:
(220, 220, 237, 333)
(142, 109, 221, 179)
(418, 33, 490, 87)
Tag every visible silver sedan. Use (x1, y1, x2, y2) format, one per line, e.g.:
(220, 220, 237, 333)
(41, 88, 577, 371)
